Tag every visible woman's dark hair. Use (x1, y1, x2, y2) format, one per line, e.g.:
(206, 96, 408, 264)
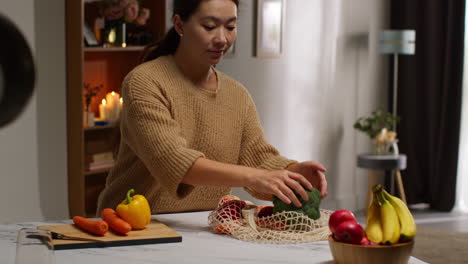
(140, 0, 239, 63)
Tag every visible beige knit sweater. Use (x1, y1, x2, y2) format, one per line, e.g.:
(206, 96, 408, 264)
(96, 55, 295, 214)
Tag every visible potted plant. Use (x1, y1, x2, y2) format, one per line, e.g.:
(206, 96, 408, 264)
(354, 109, 400, 154)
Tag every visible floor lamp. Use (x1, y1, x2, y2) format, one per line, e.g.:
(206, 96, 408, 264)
(379, 30, 416, 132)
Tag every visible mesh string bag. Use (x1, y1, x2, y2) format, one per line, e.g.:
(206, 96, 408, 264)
(208, 195, 332, 244)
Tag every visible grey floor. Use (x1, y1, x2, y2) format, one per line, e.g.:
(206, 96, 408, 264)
(355, 207, 468, 233)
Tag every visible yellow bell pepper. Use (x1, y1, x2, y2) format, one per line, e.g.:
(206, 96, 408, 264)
(116, 189, 151, 230)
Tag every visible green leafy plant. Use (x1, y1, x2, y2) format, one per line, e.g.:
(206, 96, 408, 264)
(272, 188, 322, 220)
(83, 82, 103, 112)
(353, 109, 400, 139)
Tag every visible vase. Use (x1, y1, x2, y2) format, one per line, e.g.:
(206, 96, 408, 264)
(374, 140, 399, 155)
(84, 111, 95, 127)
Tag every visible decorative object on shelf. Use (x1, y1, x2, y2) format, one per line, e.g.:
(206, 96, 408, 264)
(83, 82, 103, 127)
(97, 96, 122, 122)
(105, 19, 126, 47)
(378, 30, 416, 132)
(84, 21, 99, 47)
(99, 0, 152, 47)
(93, 17, 105, 45)
(126, 23, 153, 46)
(255, 0, 285, 57)
(83, 82, 103, 112)
(87, 151, 114, 171)
(354, 109, 400, 155)
(83, 111, 95, 127)
(99, 99, 108, 120)
(104, 91, 121, 122)
(375, 128, 399, 155)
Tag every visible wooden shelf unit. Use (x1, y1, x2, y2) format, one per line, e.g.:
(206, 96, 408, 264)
(84, 124, 116, 131)
(65, 0, 166, 217)
(85, 46, 146, 52)
(85, 167, 113, 176)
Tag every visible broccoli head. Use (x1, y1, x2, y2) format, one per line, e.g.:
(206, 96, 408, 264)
(272, 188, 321, 220)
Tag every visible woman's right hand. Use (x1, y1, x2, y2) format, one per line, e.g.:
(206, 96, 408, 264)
(248, 169, 313, 207)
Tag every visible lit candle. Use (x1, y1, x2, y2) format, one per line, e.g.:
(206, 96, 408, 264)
(105, 91, 120, 121)
(99, 99, 107, 120)
(119, 98, 123, 110)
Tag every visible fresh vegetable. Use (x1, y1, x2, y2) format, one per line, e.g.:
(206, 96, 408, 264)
(272, 187, 321, 220)
(215, 220, 242, 234)
(215, 199, 247, 221)
(101, 208, 132, 235)
(72, 216, 108, 236)
(334, 220, 365, 244)
(217, 195, 241, 207)
(257, 205, 274, 218)
(116, 189, 152, 230)
(329, 209, 357, 234)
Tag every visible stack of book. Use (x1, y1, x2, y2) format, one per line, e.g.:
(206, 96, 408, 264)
(88, 152, 114, 171)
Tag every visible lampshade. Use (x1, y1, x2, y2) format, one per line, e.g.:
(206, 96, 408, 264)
(379, 30, 416, 55)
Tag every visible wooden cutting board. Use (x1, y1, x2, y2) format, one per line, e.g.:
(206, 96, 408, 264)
(38, 219, 182, 250)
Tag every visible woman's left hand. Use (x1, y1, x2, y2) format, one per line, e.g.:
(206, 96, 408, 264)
(287, 161, 328, 198)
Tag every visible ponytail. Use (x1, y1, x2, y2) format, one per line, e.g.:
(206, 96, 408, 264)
(140, 27, 180, 63)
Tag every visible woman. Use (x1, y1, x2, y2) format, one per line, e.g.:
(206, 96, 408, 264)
(97, 0, 327, 214)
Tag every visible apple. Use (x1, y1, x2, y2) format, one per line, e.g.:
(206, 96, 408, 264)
(334, 220, 365, 244)
(360, 236, 370, 246)
(329, 209, 357, 234)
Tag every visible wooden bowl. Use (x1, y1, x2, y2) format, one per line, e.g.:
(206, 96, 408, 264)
(328, 236, 414, 264)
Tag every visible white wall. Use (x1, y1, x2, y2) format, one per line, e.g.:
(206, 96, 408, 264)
(34, 0, 68, 221)
(0, 1, 40, 224)
(220, 0, 389, 211)
(0, 0, 68, 223)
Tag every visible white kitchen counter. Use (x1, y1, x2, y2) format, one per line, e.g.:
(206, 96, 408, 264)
(0, 211, 427, 264)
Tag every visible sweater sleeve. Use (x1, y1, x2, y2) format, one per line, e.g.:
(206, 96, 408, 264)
(121, 77, 205, 200)
(238, 94, 297, 201)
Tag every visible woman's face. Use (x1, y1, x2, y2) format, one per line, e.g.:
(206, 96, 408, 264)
(177, 0, 238, 65)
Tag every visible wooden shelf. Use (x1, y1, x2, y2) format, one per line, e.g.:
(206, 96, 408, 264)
(84, 46, 145, 52)
(85, 167, 113, 176)
(84, 124, 116, 131)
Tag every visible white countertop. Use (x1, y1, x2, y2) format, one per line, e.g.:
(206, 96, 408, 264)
(0, 211, 427, 264)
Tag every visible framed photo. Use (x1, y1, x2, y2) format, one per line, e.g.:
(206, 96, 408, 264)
(83, 22, 99, 47)
(255, 0, 285, 57)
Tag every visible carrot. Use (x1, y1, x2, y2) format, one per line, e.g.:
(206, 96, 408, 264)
(72, 216, 108, 236)
(101, 208, 132, 235)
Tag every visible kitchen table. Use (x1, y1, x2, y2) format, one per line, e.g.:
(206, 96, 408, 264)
(0, 211, 427, 264)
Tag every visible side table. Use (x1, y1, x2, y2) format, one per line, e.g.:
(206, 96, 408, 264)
(357, 154, 407, 212)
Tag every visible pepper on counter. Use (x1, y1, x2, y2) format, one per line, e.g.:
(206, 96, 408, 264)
(116, 189, 152, 230)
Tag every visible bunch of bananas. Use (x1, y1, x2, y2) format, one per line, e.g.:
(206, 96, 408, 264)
(365, 184, 416, 245)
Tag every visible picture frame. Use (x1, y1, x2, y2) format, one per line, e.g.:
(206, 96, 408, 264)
(83, 22, 99, 47)
(255, 0, 285, 57)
